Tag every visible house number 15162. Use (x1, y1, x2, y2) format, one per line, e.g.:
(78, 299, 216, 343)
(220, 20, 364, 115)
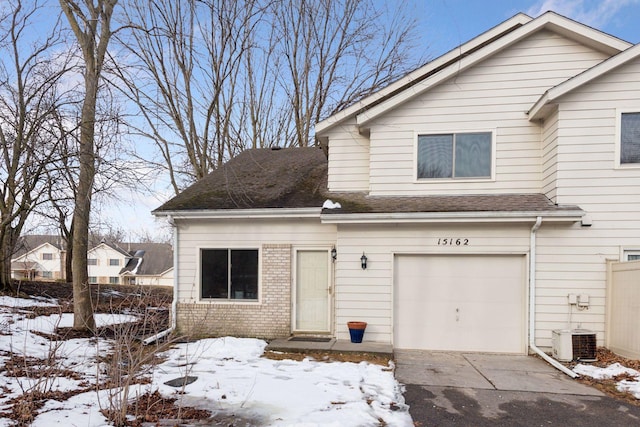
(437, 238, 469, 246)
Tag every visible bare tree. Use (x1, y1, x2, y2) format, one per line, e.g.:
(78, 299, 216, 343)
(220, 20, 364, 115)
(115, 0, 261, 193)
(272, 0, 419, 147)
(59, 0, 117, 332)
(115, 0, 419, 193)
(0, 0, 72, 291)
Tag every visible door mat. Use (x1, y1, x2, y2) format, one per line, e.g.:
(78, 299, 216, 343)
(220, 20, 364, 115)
(288, 337, 332, 342)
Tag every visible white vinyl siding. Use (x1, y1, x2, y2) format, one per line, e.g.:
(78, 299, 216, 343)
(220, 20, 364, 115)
(531, 57, 640, 348)
(326, 118, 370, 192)
(541, 108, 559, 201)
(176, 219, 337, 303)
(365, 31, 609, 196)
(333, 223, 531, 344)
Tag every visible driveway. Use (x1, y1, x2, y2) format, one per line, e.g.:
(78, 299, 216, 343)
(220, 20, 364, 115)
(395, 350, 640, 426)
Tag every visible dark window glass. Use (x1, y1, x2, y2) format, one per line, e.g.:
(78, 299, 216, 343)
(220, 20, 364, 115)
(621, 113, 640, 164)
(231, 250, 259, 299)
(201, 249, 229, 299)
(201, 249, 258, 300)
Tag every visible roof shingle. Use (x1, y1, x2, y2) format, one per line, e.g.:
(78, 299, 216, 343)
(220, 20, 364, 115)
(154, 147, 582, 217)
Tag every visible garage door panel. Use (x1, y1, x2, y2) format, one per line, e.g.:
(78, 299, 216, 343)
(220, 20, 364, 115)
(394, 255, 526, 353)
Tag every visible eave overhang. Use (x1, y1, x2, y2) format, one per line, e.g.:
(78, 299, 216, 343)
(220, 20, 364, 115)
(153, 207, 322, 220)
(320, 210, 584, 224)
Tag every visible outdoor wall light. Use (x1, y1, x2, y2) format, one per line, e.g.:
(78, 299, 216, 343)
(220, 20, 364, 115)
(331, 247, 337, 261)
(361, 253, 368, 270)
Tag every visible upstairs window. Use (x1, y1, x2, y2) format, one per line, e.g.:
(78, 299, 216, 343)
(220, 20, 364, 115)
(42, 253, 53, 260)
(88, 258, 98, 266)
(109, 259, 120, 266)
(417, 132, 492, 179)
(201, 249, 259, 300)
(621, 112, 640, 164)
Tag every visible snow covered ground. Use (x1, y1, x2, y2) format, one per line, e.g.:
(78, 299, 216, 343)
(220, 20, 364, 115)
(574, 362, 640, 399)
(0, 294, 412, 426)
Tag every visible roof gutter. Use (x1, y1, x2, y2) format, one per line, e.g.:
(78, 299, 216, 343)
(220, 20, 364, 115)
(143, 215, 178, 345)
(153, 207, 322, 220)
(321, 210, 584, 224)
(527, 216, 579, 378)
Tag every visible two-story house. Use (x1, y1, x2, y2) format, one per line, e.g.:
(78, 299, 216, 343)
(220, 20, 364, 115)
(11, 235, 66, 281)
(152, 11, 640, 354)
(12, 237, 173, 287)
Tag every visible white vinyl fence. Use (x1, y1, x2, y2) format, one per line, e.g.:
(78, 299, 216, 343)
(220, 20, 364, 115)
(607, 260, 640, 359)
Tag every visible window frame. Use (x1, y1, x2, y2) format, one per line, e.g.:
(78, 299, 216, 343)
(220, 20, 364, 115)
(109, 258, 120, 266)
(109, 276, 119, 284)
(615, 109, 640, 169)
(87, 258, 98, 266)
(42, 253, 53, 261)
(88, 276, 97, 284)
(414, 129, 496, 181)
(198, 247, 261, 303)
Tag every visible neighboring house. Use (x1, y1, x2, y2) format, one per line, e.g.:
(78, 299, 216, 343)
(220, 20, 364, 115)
(153, 11, 640, 354)
(119, 243, 174, 287)
(87, 241, 131, 285)
(87, 241, 174, 286)
(11, 235, 66, 281)
(11, 236, 173, 286)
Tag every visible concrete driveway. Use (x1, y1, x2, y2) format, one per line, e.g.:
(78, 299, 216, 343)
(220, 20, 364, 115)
(395, 350, 640, 426)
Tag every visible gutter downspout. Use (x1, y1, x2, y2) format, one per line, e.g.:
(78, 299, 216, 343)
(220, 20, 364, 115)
(143, 215, 178, 345)
(528, 216, 579, 378)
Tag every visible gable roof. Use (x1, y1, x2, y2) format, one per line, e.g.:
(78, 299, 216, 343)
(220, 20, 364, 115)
(154, 147, 329, 213)
(528, 42, 640, 120)
(12, 235, 65, 259)
(315, 11, 631, 136)
(88, 241, 130, 257)
(315, 12, 532, 135)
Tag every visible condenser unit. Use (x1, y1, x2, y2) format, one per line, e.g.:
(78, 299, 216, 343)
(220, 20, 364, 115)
(552, 329, 597, 362)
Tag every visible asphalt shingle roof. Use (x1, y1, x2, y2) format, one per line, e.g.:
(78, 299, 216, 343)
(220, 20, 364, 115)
(154, 147, 583, 217)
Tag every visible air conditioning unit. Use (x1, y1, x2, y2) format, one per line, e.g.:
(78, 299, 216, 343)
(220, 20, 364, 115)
(552, 329, 597, 362)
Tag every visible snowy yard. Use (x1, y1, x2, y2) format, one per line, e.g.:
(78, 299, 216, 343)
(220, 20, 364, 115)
(0, 293, 412, 426)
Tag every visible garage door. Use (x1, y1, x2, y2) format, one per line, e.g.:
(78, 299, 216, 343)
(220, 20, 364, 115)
(394, 254, 526, 353)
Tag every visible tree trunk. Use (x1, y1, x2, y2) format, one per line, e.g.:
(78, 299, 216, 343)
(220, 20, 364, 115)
(71, 77, 98, 332)
(0, 228, 17, 292)
(60, 0, 117, 333)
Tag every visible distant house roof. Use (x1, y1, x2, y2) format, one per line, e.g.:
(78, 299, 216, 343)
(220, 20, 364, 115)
(12, 235, 65, 259)
(120, 243, 173, 276)
(153, 148, 583, 220)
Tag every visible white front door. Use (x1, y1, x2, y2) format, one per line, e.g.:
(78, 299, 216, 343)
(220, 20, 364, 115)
(294, 250, 330, 332)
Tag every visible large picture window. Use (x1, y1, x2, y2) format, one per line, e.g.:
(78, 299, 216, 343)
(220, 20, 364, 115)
(418, 132, 492, 179)
(621, 112, 640, 164)
(201, 249, 259, 300)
